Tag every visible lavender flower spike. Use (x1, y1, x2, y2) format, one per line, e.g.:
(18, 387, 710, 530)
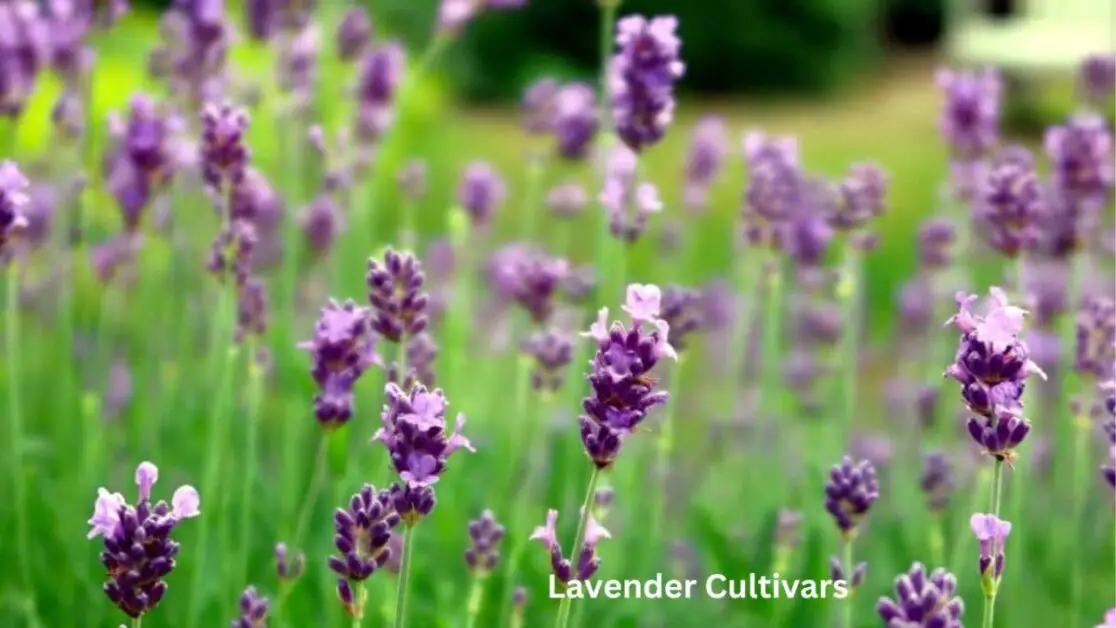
(600, 145, 663, 242)
(373, 382, 474, 523)
(610, 15, 685, 152)
(530, 508, 611, 585)
(0, 160, 30, 261)
(89, 461, 200, 619)
(579, 284, 675, 468)
(329, 483, 401, 618)
(299, 299, 377, 428)
(200, 102, 250, 192)
(876, 562, 964, 627)
(465, 509, 506, 575)
(935, 67, 1002, 159)
(231, 586, 269, 628)
(971, 513, 1011, 593)
(823, 456, 879, 538)
(1101, 418, 1115, 488)
(366, 248, 430, 344)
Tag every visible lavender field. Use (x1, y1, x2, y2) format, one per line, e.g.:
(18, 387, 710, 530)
(1, 1, 1114, 627)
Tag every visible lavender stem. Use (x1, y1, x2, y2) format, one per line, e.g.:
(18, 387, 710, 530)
(352, 581, 367, 628)
(837, 241, 862, 444)
(554, 467, 602, 628)
(132, 616, 142, 628)
(236, 343, 265, 595)
(841, 536, 855, 628)
(981, 459, 1005, 628)
(394, 524, 417, 628)
(276, 436, 330, 616)
(464, 575, 487, 628)
(5, 264, 31, 600)
(1061, 253, 1087, 628)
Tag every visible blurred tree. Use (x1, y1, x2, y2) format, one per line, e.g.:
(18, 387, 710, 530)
(882, 0, 945, 45)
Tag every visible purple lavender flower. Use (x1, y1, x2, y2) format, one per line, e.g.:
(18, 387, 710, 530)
(740, 130, 801, 248)
(398, 159, 428, 202)
(299, 193, 338, 260)
(243, 0, 277, 41)
(89, 461, 200, 619)
(277, 23, 320, 101)
(465, 509, 505, 575)
(600, 145, 662, 242)
(659, 284, 704, 351)
(876, 562, 964, 627)
(683, 116, 726, 211)
(921, 451, 955, 513)
(609, 15, 685, 152)
(373, 382, 474, 523)
(970, 513, 1011, 583)
(917, 218, 955, 270)
(206, 219, 256, 287)
(457, 162, 505, 229)
(366, 248, 429, 344)
(1075, 295, 1116, 379)
(274, 542, 305, 582)
(231, 586, 268, 628)
(977, 148, 1042, 257)
(945, 288, 1046, 462)
(1045, 113, 1114, 203)
(329, 483, 401, 617)
(1079, 53, 1116, 105)
(1101, 418, 1116, 488)
(505, 248, 569, 324)
(579, 284, 676, 468)
(0, 1, 48, 118)
(200, 102, 249, 192)
(546, 181, 588, 218)
(335, 6, 372, 62)
(298, 299, 377, 428)
(830, 162, 888, 230)
(552, 82, 598, 160)
(522, 77, 559, 134)
(0, 161, 30, 261)
(829, 556, 868, 588)
(522, 327, 574, 391)
(824, 455, 879, 537)
(437, 0, 527, 36)
(936, 67, 1002, 159)
(530, 508, 611, 584)
(235, 278, 269, 343)
(354, 41, 405, 142)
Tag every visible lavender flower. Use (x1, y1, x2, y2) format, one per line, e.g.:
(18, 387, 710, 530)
(1078, 53, 1116, 105)
(0, 1, 47, 117)
(546, 181, 588, 218)
(935, 67, 1002, 159)
(600, 145, 662, 242)
(740, 131, 801, 248)
(659, 284, 704, 352)
(945, 288, 1046, 462)
(276, 23, 320, 103)
(977, 148, 1041, 257)
(830, 162, 888, 230)
(274, 542, 305, 582)
(1075, 295, 1116, 379)
(457, 162, 505, 229)
(366, 248, 430, 344)
(231, 586, 268, 628)
(683, 116, 726, 211)
(609, 15, 685, 152)
(504, 248, 569, 323)
(829, 556, 867, 588)
(298, 299, 377, 428)
(774, 509, 802, 549)
(522, 77, 559, 134)
(824, 456, 879, 537)
(1101, 419, 1116, 488)
(522, 327, 574, 391)
(1045, 113, 1114, 203)
(335, 6, 372, 62)
(398, 159, 428, 202)
(329, 484, 401, 617)
(373, 383, 474, 523)
(920, 452, 955, 513)
(200, 102, 249, 192)
(579, 284, 675, 468)
(437, 0, 527, 37)
(1098, 609, 1116, 628)
(970, 513, 1011, 587)
(530, 508, 611, 584)
(876, 562, 964, 627)
(89, 461, 201, 619)
(300, 193, 338, 260)
(552, 82, 598, 160)
(0, 161, 30, 261)
(917, 218, 955, 269)
(465, 509, 505, 575)
(354, 41, 405, 142)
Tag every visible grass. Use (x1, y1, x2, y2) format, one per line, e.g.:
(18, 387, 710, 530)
(1, 6, 1113, 628)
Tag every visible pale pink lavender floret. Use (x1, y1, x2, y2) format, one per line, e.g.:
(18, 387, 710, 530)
(578, 284, 676, 468)
(87, 461, 200, 619)
(609, 15, 685, 153)
(547, 181, 588, 218)
(824, 455, 879, 537)
(465, 509, 505, 574)
(529, 508, 611, 584)
(231, 585, 268, 628)
(876, 562, 964, 628)
(1098, 608, 1116, 628)
(970, 513, 1011, 580)
(298, 299, 377, 428)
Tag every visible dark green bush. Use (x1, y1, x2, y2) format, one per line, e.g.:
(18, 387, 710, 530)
(883, 0, 945, 45)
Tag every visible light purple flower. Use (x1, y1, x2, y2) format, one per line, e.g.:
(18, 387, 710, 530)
(622, 283, 662, 323)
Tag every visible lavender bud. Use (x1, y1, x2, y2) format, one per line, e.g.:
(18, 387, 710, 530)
(465, 509, 505, 575)
(824, 456, 879, 537)
(876, 563, 964, 627)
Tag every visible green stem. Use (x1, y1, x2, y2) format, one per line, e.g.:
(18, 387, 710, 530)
(236, 343, 265, 595)
(554, 467, 603, 628)
(841, 536, 855, 628)
(758, 258, 785, 416)
(837, 242, 862, 442)
(351, 581, 367, 628)
(464, 575, 487, 628)
(520, 148, 548, 243)
(132, 616, 143, 628)
(981, 460, 1005, 628)
(274, 436, 330, 622)
(394, 524, 417, 628)
(649, 360, 680, 549)
(1068, 415, 1090, 628)
(929, 517, 945, 568)
(5, 265, 31, 598)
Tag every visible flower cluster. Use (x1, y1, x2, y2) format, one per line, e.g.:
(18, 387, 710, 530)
(88, 462, 201, 619)
(876, 562, 964, 628)
(600, 145, 663, 243)
(920, 451, 955, 513)
(1102, 416, 1116, 488)
(522, 327, 574, 392)
(579, 284, 676, 468)
(659, 284, 704, 352)
(104, 94, 179, 231)
(830, 162, 888, 231)
(330, 484, 401, 618)
(200, 102, 250, 192)
(354, 41, 405, 143)
(945, 287, 1046, 462)
(502, 247, 570, 324)
(823, 455, 879, 537)
(231, 586, 269, 628)
(935, 67, 1002, 160)
(970, 513, 1011, 592)
(609, 15, 685, 152)
(977, 148, 1041, 257)
(1074, 295, 1116, 379)
(457, 161, 505, 229)
(366, 248, 430, 343)
(465, 509, 506, 575)
(683, 116, 727, 211)
(740, 130, 801, 249)
(274, 542, 305, 582)
(1044, 113, 1113, 203)
(373, 383, 473, 523)
(530, 509, 611, 585)
(1079, 53, 1116, 105)
(0, 160, 30, 262)
(298, 299, 377, 428)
